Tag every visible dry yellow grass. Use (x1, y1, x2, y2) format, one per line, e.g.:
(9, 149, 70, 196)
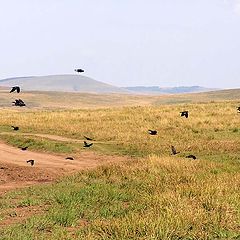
(0, 96, 239, 239)
(0, 88, 240, 109)
(0, 100, 239, 157)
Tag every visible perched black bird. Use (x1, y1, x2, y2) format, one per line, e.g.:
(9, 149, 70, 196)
(26, 159, 35, 166)
(65, 157, 74, 160)
(74, 69, 84, 73)
(148, 130, 157, 135)
(83, 141, 93, 148)
(12, 99, 26, 107)
(84, 136, 93, 141)
(237, 107, 240, 113)
(21, 146, 28, 151)
(180, 111, 189, 118)
(171, 146, 180, 155)
(11, 126, 19, 131)
(10, 86, 20, 93)
(186, 155, 197, 160)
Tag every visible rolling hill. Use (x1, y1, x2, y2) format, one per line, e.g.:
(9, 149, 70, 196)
(124, 86, 217, 94)
(0, 74, 129, 93)
(0, 75, 219, 95)
(0, 86, 239, 109)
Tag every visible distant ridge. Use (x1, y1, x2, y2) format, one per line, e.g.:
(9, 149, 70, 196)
(124, 86, 218, 94)
(0, 74, 129, 93)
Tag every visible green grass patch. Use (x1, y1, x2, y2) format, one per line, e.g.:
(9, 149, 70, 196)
(0, 156, 239, 239)
(0, 134, 75, 154)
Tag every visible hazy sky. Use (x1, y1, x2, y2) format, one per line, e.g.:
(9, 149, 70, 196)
(0, 0, 240, 88)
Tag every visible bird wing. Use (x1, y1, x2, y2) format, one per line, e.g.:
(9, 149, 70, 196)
(171, 146, 176, 154)
(10, 87, 15, 93)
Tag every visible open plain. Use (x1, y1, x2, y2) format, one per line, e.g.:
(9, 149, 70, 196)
(0, 89, 239, 239)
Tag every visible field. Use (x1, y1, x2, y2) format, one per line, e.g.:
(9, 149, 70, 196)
(0, 90, 239, 239)
(1, 87, 240, 109)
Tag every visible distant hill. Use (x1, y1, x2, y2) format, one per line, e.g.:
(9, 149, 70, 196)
(0, 85, 239, 109)
(124, 86, 217, 94)
(0, 74, 129, 93)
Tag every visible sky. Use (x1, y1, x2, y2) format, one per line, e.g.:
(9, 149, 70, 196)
(0, 0, 240, 88)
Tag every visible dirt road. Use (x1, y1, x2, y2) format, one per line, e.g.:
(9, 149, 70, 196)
(0, 141, 128, 195)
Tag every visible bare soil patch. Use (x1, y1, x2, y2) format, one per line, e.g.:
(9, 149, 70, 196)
(0, 142, 129, 195)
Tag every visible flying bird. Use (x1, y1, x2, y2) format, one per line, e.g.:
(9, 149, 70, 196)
(26, 159, 35, 166)
(11, 126, 19, 131)
(148, 130, 157, 135)
(84, 136, 93, 141)
(180, 111, 189, 118)
(83, 141, 93, 148)
(12, 99, 26, 107)
(65, 157, 74, 160)
(10, 86, 20, 93)
(74, 69, 84, 73)
(171, 146, 180, 155)
(186, 155, 197, 160)
(20, 146, 28, 151)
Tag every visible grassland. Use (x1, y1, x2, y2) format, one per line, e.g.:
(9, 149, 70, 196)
(0, 88, 240, 109)
(0, 92, 239, 239)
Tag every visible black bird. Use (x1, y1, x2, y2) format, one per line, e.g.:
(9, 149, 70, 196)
(237, 107, 240, 112)
(74, 69, 84, 73)
(83, 141, 93, 148)
(65, 157, 74, 160)
(21, 146, 28, 151)
(171, 146, 180, 155)
(148, 130, 157, 135)
(84, 136, 93, 141)
(180, 111, 189, 118)
(26, 160, 35, 166)
(11, 126, 19, 131)
(186, 155, 197, 160)
(12, 99, 26, 107)
(10, 86, 20, 93)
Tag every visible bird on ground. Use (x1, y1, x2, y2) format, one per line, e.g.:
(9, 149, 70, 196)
(65, 157, 74, 160)
(11, 126, 19, 131)
(10, 86, 20, 93)
(20, 146, 28, 151)
(237, 107, 240, 112)
(74, 69, 84, 73)
(84, 136, 93, 141)
(26, 160, 35, 166)
(148, 130, 157, 135)
(180, 111, 189, 118)
(12, 99, 26, 107)
(186, 155, 197, 160)
(171, 146, 180, 155)
(83, 141, 93, 148)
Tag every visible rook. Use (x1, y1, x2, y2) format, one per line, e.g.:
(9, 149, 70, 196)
(26, 159, 35, 166)
(180, 111, 189, 118)
(148, 130, 157, 135)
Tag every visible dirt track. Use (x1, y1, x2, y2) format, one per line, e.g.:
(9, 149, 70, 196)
(0, 141, 128, 195)
(0, 132, 117, 143)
